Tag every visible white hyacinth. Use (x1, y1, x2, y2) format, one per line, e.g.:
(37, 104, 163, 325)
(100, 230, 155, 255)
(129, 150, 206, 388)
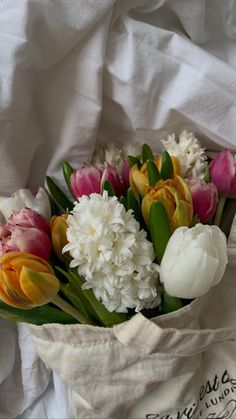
(91, 143, 124, 175)
(63, 193, 160, 313)
(161, 130, 207, 178)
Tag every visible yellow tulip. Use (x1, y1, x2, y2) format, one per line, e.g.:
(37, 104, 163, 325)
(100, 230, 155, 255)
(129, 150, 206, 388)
(155, 155, 181, 176)
(142, 175, 193, 232)
(0, 252, 60, 309)
(129, 164, 149, 198)
(50, 215, 69, 261)
(129, 156, 181, 198)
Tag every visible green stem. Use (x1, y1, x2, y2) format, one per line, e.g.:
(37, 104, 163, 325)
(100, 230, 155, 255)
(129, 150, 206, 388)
(213, 196, 226, 226)
(52, 295, 92, 324)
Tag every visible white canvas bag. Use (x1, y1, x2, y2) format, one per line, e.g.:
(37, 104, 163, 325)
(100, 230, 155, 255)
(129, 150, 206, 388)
(29, 215, 236, 419)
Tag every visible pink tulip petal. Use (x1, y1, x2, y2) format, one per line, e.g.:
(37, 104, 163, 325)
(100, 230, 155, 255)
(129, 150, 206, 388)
(101, 164, 124, 197)
(4, 227, 51, 260)
(70, 165, 101, 198)
(210, 150, 236, 195)
(122, 160, 130, 191)
(188, 178, 218, 222)
(8, 208, 50, 234)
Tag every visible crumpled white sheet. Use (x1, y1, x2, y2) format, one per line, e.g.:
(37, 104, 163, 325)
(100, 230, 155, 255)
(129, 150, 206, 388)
(0, 0, 236, 417)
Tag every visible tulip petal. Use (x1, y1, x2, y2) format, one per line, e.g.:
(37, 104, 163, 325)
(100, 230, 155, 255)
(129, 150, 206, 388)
(20, 267, 60, 306)
(50, 215, 69, 261)
(0, 252, 53, 273)
(170, 193, 190, 232)
(0, 278, 32, 309)
(161, 248, 219, 298)
(129, 164, 149, 198)
(1, 269, 31, 302)
(210, 150, 236, 195)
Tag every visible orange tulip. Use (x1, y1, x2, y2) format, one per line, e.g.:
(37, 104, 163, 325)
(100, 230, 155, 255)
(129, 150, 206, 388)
(50, 215, 69, 261)
(142, 175, 193, 232)
(0, 252, 60, 309)
(129, 156, 181, 198)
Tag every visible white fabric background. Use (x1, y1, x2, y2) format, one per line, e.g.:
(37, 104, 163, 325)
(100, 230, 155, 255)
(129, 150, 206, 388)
(0, 0, 236, 417)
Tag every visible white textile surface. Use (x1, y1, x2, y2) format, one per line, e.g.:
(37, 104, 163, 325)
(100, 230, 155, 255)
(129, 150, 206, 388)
(0, 0, 236, 417)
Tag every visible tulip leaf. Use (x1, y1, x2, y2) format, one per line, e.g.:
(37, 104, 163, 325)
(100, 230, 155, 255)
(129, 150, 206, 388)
(119, 195, 127, 210)
(102, 180, 115, 197)
(149, 200, 171, 264)
(162, 292, 183, 314)
(142, 143, 154, 163)
(0, 301, 78, 325)
(146, 159, 161, 186)
(62, 161, 74, 194)
(46, 176, 74, 212)
(60, 283, 99, 325)
(57, 267, 127, 327)
(127, 155, 141, 169)
(160, 151, 174, 180)
(127, 188, 141, 222)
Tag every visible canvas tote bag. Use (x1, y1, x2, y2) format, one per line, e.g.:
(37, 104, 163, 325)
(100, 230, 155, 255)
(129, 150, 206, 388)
(29, 215, 236, 419)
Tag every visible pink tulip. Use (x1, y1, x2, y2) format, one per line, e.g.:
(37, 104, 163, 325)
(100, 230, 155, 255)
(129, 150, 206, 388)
(8, 208, 50, 234)
(70, 164, 102, 199)
(188, 178, 218, 222)
(209, 149, 236, 196)
(121, 160, 130, 191)
(0, 226, 51, 260)
(101, 163, 124, 197)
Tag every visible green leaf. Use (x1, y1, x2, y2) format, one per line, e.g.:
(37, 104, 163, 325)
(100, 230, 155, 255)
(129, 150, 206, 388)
(64, 268, 127, 327)
(127, 187, 141, 222)
(119, 195, 127, 210)
(60, 283, 98, 324)
(102, 180, 115, 197)
(162, 292, 183, 314)
(146, 159, 161, 186)
(149, 200, 171, 263)
(142, 143, 154, 163)
(0, 301, 78, 325)
(62, 161, 74, 193)
(160, 151, 174, 180)
(46, 176, 74, 212)
(56, 267, 97, 322)
(127, 155, 141, 169)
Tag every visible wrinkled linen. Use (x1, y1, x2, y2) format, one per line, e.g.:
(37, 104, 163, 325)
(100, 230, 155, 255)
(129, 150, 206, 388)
(0, 0, 236, 417)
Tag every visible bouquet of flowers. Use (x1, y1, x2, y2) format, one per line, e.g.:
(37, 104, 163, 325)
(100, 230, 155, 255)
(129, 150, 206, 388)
(0, 131, 235, 327)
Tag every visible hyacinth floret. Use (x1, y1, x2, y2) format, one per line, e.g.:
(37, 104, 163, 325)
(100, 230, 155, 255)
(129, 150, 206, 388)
(161, 130, 207, 178)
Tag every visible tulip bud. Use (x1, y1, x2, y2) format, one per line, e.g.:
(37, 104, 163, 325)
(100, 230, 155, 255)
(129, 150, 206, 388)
(209, 149, 236, 196)
(0, 252, 60, 309)
(160, 224, 228, 299)
(129, 164, 149, 198)
(101, 164, 124, 197)
(70, 164, 102, 199)
(8, 208, 50, 234)
(0, 227, 51, 260)
(142, 175, 193, 232)
(129, 155, 181, 199)
(50, 215, 69, 261)
(188, 178, 218, 222)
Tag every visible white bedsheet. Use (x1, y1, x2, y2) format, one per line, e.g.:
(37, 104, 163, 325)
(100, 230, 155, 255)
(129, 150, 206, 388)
(1, 0, 236, 417)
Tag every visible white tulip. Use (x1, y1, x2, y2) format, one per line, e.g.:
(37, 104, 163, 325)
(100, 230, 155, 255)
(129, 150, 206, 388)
(0, 187, 51, 221)
(160, 224, 228, 299)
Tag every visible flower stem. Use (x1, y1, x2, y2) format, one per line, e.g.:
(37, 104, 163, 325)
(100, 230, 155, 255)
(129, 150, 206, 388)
(52, 295, 92, 324)
(213, 196, 226, 226)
